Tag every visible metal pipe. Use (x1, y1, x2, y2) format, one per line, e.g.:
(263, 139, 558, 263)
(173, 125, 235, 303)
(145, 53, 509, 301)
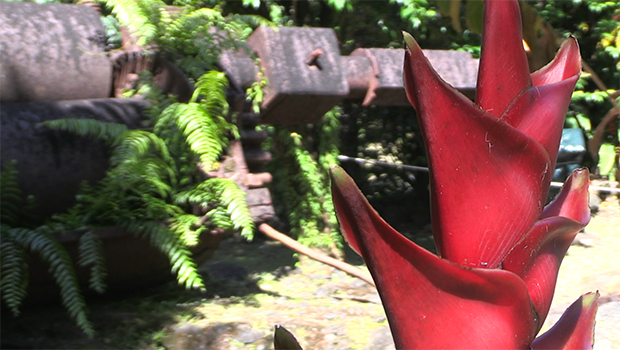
(338, 155, 620, 194)
(337, 155, 429, 172)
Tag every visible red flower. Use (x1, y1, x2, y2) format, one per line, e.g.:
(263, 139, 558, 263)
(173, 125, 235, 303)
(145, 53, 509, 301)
(329, 0, 598, 348)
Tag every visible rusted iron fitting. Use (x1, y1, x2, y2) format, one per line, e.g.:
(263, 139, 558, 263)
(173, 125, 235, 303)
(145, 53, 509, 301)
(219, 26, 479, 125)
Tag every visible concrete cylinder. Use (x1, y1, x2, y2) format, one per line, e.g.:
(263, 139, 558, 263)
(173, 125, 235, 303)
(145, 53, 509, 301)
(1, 98, 149, 222)
(0, 2, 112, 102)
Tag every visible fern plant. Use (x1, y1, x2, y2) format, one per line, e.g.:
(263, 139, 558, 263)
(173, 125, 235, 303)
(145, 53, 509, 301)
(1, 164, 95, 337)
(103, 0, 272, 82)
(267, 108, 343, 257)
(2, 0, 262, 336)
(2, 73, 253, 334)
(42, 71, 254, 290)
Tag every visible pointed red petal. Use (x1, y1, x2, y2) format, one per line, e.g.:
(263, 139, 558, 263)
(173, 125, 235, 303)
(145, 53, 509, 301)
(502, 169, 590, 329)
(501, 38, 581, 169)
(531, 37, 581, 87)
(531, 292, 599, 350)
(476, 0, 531, 117)
(502, 217, 583, 329)
(542, 168, 591, 222)
(404, 34, 551, 268)
(501, 76, 579, 171)
(331, 166, 538, 350)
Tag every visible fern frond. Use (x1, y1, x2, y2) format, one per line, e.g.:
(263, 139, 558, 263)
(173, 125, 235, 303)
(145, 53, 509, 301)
(191, 71, 228, 111)
(208, 179, 254, 239)
(173, 187, 212, 208)
(317, 108, 341, 174)
(154, 102, 184, 135)
(167, 7, 224, 37)
(159, 102, 229, 170)
(11, 226, 94, 337)
(39, 119, 128, 145)
(203, 179, 254, 239)
(78, 231, 107, 294)
(268, 115, 343, 252)
(205, 207, 234, 231)
(142, 195, 183, 219)
(230, 14, 276, 35)
(174, 178, 254, 239)
(1, 227, 29, 317)
(1, 161, 23, 226)
(158, 5, 172, 27)
(125, 220, 205, 290)
(111, 130, 174, 168)
(169, 214, 203, 247)
(111, 157, 175, 199)
(104, 0, 165, 46)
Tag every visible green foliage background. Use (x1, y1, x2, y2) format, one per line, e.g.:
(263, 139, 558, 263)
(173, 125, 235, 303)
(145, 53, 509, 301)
(1, 0, 618, 338)
(267, 109, 343, 255)
(225, 0, 618, 195)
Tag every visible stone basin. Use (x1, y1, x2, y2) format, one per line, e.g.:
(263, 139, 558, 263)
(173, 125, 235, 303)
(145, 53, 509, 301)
(25, 226, 224, 305)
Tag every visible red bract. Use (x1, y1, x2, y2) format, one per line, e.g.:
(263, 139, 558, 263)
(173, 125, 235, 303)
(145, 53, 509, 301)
(402, 11, 581, 269)
(329, 0, 598, 349)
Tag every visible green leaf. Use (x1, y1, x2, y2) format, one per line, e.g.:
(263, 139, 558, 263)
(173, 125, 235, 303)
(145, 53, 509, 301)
(125, 220, 205, 291)
(598, 143, 618, 179)
(78, 230, 108, 294)
(9, 226, 94, 336)
(38, 119, 128, 145)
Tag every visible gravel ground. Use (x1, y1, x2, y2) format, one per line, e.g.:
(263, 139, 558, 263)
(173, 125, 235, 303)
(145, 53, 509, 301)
(168, 195, 619, 350)
(542, 196, 620, 349)
(2, 196, 618, 350)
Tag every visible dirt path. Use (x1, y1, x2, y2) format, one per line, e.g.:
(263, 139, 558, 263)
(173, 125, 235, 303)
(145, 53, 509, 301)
(169, 197, 620, 350)
(543, 197, 620, 349)
(2, 198, 618, 350)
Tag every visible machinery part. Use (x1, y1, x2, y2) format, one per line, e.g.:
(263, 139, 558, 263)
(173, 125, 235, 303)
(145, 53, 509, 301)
(0, 2, 112, 102)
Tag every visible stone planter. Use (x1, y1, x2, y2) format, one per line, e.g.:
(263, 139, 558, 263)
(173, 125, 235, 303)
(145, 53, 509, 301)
(25, 226, 224, 305)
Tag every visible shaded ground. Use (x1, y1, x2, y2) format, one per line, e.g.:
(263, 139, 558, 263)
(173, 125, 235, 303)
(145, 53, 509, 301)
(2, 197, 619, 350)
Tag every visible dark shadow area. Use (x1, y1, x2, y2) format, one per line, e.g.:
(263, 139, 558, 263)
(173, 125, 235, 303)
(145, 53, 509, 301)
(0, 236, 291, 350)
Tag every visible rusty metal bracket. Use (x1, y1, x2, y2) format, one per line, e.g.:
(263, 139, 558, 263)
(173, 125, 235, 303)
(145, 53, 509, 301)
(244, 26, 349, 125)
(220, 26, 479, 125)
(349, 48, 381, 106)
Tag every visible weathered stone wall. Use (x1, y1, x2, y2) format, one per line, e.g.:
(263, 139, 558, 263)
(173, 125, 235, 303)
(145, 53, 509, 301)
(0, 2, 112, 102)
(1, 99, 149, 222)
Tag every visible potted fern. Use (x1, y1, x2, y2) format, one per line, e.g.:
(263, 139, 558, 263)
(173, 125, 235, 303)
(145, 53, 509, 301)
(1, 68, 256, 336)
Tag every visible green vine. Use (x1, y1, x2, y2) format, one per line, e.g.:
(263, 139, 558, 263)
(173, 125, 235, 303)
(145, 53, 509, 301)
(268, 108, 343, 256)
